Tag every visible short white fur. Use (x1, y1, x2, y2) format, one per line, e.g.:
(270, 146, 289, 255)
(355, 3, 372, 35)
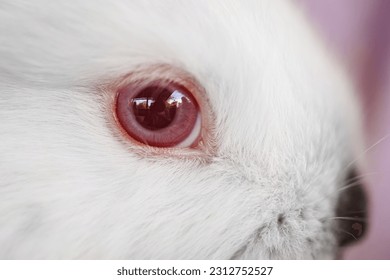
(0, 0, 363, 259)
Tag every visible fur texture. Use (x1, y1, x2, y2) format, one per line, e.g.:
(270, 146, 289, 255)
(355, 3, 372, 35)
(0, 0, 363, 259)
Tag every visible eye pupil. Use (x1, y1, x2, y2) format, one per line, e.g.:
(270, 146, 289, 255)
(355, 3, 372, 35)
(132, 86, 177, 130)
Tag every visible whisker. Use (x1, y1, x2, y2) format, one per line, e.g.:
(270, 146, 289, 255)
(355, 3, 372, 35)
(336, 181, 365, 194)
(338, 229, 358, 241)
(327, 217, 367, 222)
(342, 210, 367, 214)
(344, 171, 379, 185)
(343, 133, 390, 173)
(306, 181, 365, 207)
(305, 171, 380, 207)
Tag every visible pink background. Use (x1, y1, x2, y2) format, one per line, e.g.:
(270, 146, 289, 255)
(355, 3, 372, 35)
(298, 0, 390, 259)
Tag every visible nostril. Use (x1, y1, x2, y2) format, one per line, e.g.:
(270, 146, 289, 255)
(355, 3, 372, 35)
(335, 168, 369, 247)
(277, 214, 285, 226)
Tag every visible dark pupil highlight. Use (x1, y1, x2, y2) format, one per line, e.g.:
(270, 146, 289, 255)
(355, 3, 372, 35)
(131, 86, 181, 130)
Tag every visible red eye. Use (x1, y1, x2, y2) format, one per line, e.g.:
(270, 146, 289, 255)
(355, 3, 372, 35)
(115, 81, 201, 148)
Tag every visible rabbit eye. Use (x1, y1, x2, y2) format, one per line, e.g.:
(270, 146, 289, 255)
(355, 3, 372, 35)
(115, 81, 201, 148)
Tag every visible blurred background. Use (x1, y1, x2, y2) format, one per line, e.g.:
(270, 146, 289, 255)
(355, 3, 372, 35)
(297, 0, 390, 259)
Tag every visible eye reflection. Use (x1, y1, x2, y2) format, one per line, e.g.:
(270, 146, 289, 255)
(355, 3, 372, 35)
(131, 87, 188, 131)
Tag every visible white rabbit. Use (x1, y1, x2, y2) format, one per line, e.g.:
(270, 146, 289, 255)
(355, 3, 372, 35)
(0, 0, 367, 259)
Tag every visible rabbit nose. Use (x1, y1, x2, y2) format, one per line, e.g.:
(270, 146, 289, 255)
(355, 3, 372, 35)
(335, 168, 368, 247)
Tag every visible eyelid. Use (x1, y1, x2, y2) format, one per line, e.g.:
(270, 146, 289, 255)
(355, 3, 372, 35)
(100, 64, 217, 159)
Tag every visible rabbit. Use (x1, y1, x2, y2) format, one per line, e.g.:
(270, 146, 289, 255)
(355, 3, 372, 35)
(0, 0, 368, 259)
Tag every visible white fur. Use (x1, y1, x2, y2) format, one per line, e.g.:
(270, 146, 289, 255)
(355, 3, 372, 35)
(0, 0, 363, 259)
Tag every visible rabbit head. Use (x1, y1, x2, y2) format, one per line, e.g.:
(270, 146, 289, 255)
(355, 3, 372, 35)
(0, 0, 367, 259)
